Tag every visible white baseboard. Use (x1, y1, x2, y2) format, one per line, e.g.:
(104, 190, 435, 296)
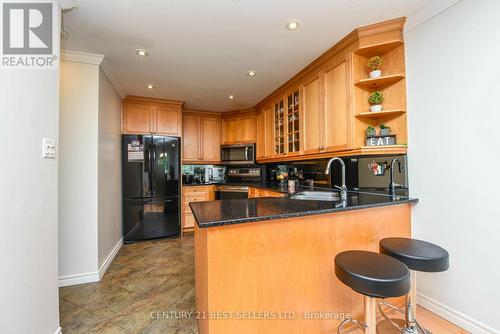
(58, 238, 123, 287)
(418, 292, 499, 334)
(98, 238, 123, 279)
(58, 271, 100, 287)
(54, 326, 62, 334)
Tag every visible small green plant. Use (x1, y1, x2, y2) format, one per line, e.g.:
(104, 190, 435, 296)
(368, 91, 384, 104)
(366, 126, 376, 137)
(379, 124, 391, 135)
(367, 56, 383, 70)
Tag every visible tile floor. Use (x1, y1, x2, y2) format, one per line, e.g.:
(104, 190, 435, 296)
(60, 233, 467, 334)
(59, 234, 198, 334)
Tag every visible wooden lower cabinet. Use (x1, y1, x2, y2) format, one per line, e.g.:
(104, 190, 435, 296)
(248, 187, 284, 198)
(182, 185, 215, 231)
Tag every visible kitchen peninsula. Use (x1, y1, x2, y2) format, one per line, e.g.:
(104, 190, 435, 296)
(191, 189, 417, 333)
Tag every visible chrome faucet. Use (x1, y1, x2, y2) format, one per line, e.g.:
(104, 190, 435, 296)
(325, 157, 347, 201)
(389, 158, 403, 195)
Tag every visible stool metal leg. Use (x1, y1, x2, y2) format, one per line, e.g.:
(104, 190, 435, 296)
(364, 296, 377, 334)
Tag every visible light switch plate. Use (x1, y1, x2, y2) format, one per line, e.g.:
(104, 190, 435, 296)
(42, 138, 56, 159)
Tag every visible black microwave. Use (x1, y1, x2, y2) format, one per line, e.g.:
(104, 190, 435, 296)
(221, 144, 255, 165)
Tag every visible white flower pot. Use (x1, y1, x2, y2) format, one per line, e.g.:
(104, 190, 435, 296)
(369, 70, 382, 78)
(370, 104, 382, 112)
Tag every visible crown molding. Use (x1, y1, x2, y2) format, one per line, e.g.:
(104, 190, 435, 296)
(61, 50, 104, 65)
(58, 0, 78, 10)
(405, 0, 462, 32)
(101, 58, 126, 98)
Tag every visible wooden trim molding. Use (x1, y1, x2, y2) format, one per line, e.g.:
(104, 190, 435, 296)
(124, 95, 185, 107)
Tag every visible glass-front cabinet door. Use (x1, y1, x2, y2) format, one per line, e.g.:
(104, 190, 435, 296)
(287, 90, 300, 153)
(274, 99, 285, 155)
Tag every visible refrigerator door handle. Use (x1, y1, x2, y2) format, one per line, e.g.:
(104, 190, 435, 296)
(151, 144, 157, 196)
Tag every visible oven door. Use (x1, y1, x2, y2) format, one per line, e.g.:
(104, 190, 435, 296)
(221, 145, 255, 165)
(215, 186, 249, 200)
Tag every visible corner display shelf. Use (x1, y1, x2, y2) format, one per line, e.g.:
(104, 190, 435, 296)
(354, 74, 405, 90)
(355, 109, 406, 119)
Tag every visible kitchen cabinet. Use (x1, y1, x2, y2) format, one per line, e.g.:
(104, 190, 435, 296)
(302, 77, 322, 155)
(182, 111, 221, 163)
(256, 111, 265, 159)
(122, 96, 183, 136)
(248, 187, 284, 198)
(221, 110, 256, 144)
(182, 185, 215, 231)
(323, 61, 350, 151)
(201, 117, 221, 161)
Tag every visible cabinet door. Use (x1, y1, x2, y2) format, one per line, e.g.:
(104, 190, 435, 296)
(182, 115, 201, 161)
(201, 117, 220, 162)
(324, 61, 349, 151)
(256, 111, 265, 159)
(222, 118, 238, 144)
(237, 115, 256, 143)
(264, 106, 275, 158)
(302, 77, 322, 154)
(123, 102, 152, 134)
(155, 105, 181, 136)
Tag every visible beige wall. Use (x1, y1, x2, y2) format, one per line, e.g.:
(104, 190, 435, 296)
(98, 68, 123, 268)
(59, 60, 100, 279)
(59, 58, 123, 286)
(406, 0, 500, 333)
(0, 2, 61, 333)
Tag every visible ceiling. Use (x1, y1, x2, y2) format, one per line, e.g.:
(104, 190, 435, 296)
(61, 0, 454, 111)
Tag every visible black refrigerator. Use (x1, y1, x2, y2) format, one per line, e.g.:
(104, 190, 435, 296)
(122, 135, 180, 243)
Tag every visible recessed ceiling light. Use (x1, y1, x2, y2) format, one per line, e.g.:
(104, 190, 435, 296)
(286, 21, 300, 31)
(246, 70, 256, 77)
(229, 95, 235, 100)
(147, 84, 155, 89)
(136, 49, 149, 56)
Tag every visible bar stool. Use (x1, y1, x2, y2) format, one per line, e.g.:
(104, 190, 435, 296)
(335, 250, 411, 334)
(379, 238, 449, 334)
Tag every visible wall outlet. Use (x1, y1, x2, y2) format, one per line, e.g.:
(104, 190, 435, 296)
(42, 138, 56, 159)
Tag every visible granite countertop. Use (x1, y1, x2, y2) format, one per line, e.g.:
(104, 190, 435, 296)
(190, 188, 418, 228)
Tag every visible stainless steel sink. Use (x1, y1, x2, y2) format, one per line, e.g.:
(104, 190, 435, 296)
(290, 191, 340, 201)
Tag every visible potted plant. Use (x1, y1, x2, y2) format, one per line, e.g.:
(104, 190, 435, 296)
(366, 126, 376, 137)
(368, 91, 384, 112)
(367, 56, 383, 78)
(379, 124, 391, 136)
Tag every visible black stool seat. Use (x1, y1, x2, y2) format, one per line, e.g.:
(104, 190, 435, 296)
(380, 237, 449, 272)
(335, 250, 410, 299)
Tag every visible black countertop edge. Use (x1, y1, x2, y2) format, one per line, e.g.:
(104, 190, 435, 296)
(191, 196, 418, 229)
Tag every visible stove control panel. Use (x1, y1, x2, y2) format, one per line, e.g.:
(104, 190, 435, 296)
(227, 168, 261, 177)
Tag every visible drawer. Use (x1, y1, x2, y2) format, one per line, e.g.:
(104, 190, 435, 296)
(183, 213, 195, 229)
(184, 194, 207, 203)
(183, 186, 212, 194)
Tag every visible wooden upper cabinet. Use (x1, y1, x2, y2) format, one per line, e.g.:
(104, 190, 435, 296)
(302, 78, 322, 154)
(264, 106, 275, 158)
(256, 111, 265, 159)
(122, 96, 183, 136)
(324, 61, 350, 151)
(122, 102, 152, 134)
(155, 105, 181, 136)
(182, 114, 201, 162)
(182, 111, 221, 163)
(201, 117, 221, 161)
(221, 110, 256, 144)
(237, 114, 256, 143)
(222, 118, 238, 144)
